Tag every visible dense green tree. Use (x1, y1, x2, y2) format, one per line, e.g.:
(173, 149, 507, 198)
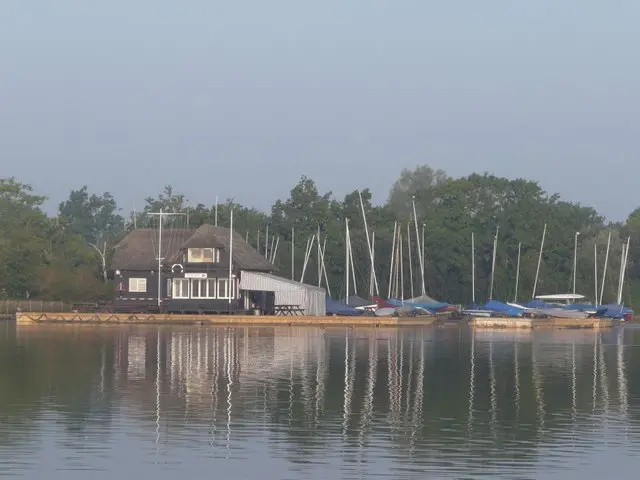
(0, 166, 637, 307)
(58, 186, 125, 245)
(387, 165, 449, 218)
(58, 186, 125, 281)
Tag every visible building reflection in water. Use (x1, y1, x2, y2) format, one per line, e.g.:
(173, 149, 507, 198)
(20, 324, 632, 469)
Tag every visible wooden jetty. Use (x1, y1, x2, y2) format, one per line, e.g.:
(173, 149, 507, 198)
(471, 316, 615, 329)
(15, 311, 437, 327)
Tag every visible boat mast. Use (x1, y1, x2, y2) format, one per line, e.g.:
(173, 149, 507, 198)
(594, 244, 599, 307)
(319, 237, 331, 296)
(345, 218, 350, 304)
(489, 226, 499, 301)
(291, 226, 295, 280)
(532, 223, 547, 299)
(265, 224, 270, 259)
(228, 208, 234, 305)
(358, 190, 379, 296)
(411, 197, 426, 296)
(599, 231, 611, 305)
(616, 240, 626, 305)
(514, 241, 521, 303)
(317, 225, 321, 287)
(399, 227, 404, 302)
(407, 221, 414, 299)
(421, 224, 426, 294)
(572, 232, 580, 295)
(388, 221, 398, 299)
(394, 227, 401, 298)
(471, 232, 476, 305)
(300, 235, 315, 283)
(616, 236, 631, 305)
(369, 232, 376, 298)
(347, 223, 358, 296)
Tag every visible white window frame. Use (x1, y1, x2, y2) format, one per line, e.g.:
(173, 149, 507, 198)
(207, 278, 218, 298)
(191, 278, 218, 299)
(128, 277, 147, 293)
(187, 247, 220, 263)
(172, 278, 190, 299)
(217, 278, 236, 299)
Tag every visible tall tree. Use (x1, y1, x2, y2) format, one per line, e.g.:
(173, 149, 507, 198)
(387, 165, 449, 218)
(58, 186, 125, 281)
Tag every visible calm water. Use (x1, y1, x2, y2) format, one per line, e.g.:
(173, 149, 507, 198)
(1, 322, 640, 479)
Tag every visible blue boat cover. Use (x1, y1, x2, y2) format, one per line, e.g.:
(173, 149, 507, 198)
(594, 304, 634, 319)
(343, 295, 373, 307)
(524, 299, 553, 309)
(481, 300, 524, 316)
(326, 297, 363, 316)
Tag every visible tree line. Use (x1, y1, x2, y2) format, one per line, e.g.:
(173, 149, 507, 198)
(0, 165, 638, 306)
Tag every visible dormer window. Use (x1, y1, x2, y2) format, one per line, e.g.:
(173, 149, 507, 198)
(187, 247, 221, 263)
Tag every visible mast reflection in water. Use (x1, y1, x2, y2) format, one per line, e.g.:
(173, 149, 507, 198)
(1, 324, 639, 479)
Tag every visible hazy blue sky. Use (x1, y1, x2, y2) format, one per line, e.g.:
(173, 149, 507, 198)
(1, 1, 638, 220)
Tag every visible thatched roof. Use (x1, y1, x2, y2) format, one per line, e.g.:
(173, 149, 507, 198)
(111, 224, 274, 272)
(181, 224, 226, 249)
(111, 228, 193, 270)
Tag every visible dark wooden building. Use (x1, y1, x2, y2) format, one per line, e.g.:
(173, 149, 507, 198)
(111, 224, 275, 314)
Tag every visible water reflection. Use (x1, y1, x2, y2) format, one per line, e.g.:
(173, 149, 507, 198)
(1, 323, 639, 478)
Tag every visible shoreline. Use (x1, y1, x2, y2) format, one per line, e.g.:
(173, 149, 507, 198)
(14, 311, 438, 327)
(11, 311, 625, 329)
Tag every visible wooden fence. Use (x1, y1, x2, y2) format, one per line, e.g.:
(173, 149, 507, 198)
(0, 300, 114, 315)
(0, 300, 68, 314)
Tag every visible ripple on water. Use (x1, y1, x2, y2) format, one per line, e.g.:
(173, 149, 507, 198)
(1, 326, 639, 478)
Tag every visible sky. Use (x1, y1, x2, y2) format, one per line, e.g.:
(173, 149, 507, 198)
(1, 1, 639, 221)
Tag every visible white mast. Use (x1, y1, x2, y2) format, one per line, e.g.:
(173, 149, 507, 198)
(471, 232, 476, 305)
(621, 237, 631, 303)
(407, 221, 414, 299)
(348, 226, 357, 296)
(393, 229, 400, 298)
(358, 190, 379, 295)
(369, 232, 376, 298)
(291, 226, 295, 280)
(317, 225, 322, 287)
(345, 218, 350, 304)
(594, 244, 599, 307)
(489, 226, 499, 301)
(514, 241, 521, 303)
(147, 209, 185, 309)
(572, 232, 580, 295)
(270, 237, 279, 263)
(599, 231, 611, 305)
(532, 223, 546, 299)
(411, 197, 426, 296)
(319, 238, 331, 296)
(617, 237, 631, 305)
(388, 222, 398, 299)
(265, 224, 270, 259)
(421, 224, 426, 294)
(300, 235, 315, 283)
(399, 227, 404, 302)
(616, 240, 626, 305)
(228, 208, 234, 305)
